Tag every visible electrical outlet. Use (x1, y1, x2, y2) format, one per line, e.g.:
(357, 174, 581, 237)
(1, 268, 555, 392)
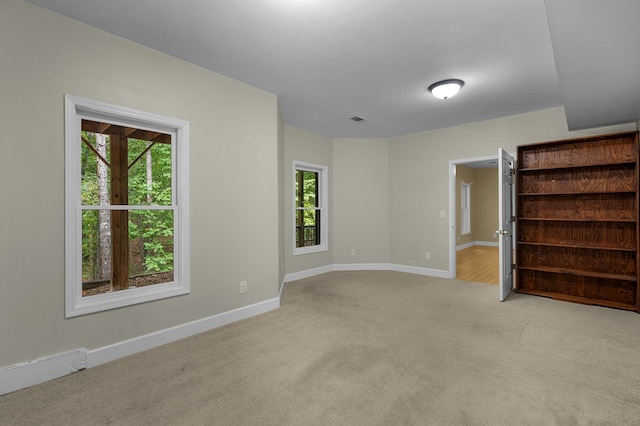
(240, 281, 247, 294)
(425, 252, 431, 260)
(351, 248, 356, 256)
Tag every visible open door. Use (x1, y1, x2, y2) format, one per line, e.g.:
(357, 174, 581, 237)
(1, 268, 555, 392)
(498, 148, 515, 301)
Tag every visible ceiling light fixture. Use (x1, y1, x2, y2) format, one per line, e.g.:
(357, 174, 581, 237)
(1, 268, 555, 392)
(428, 79, 465, 100)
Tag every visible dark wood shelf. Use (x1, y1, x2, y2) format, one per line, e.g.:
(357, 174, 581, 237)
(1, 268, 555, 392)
(518, 159, 636, 172)
(517, 217, 636, 223)
(516, 131, 640, 312)
(516, 241, 636, 252)
(518, 190, 636, 196)
(515, 288, 636, 311)
(517, 265, 637, 283)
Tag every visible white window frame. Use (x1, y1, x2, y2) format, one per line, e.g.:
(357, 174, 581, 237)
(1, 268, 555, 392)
(461, 182, 471, 235)
(293, 161, 328, 255)
(64, 95, 190, 317)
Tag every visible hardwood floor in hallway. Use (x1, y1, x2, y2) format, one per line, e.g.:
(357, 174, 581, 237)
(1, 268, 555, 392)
(456, 245, 499, 285)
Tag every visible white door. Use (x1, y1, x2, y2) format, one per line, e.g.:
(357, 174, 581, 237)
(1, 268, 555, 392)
(498, 148, 515, 301)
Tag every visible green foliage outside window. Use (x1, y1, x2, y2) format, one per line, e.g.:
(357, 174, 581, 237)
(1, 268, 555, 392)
(81, 132, 174, 283)
(295, 170, 320, 247)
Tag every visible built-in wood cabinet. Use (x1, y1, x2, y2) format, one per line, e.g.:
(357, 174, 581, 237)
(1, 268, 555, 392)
(516, 131, 640, 311)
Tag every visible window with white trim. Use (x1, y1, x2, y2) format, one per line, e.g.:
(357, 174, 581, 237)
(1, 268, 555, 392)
(293, 161, 328, 255)
(461, 182, 471, 235)
(65, 95, 190, 317)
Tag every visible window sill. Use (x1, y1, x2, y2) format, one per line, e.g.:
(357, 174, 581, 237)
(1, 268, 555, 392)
(293, 245, 328, 256)
(66, 282, 189, 318)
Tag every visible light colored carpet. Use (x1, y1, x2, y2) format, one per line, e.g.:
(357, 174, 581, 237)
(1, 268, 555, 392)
(2, 271, 640, 425)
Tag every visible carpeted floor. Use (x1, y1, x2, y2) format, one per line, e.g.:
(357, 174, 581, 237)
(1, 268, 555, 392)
(2, 271, 640, 425)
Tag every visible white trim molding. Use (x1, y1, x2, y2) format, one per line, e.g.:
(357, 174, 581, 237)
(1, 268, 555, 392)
(456, 240, 499, 251)
(476, 241, 499, 247)
(334, 263, 391, 272)
(389, 264, 450, 278)
(0, 349, 87, 396)
(284, 265, 334, 282)
(456, 241, 476, 251)
(285, 263, 449, 283)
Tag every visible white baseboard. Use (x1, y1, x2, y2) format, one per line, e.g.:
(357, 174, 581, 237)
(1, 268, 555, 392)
(334, 263, 391, 271)
(284, 265, 334, 282)
(279, 278, 286, 303)
(456, 241, 475, 251)
(285, 263, 450, 282)
(457, 240, 498, 250)
(475, 241, 499, 247)
(0, 297, 280, 395)
(389, 264, 450, 279)
(0, 349, 87, 396)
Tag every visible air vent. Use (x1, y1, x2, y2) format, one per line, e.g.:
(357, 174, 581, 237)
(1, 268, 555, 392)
(350, 116, 365, 122)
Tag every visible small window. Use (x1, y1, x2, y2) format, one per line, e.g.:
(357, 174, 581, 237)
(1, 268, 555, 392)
(461, 182, 471, 235)
(293, 161, 328, 255)
(65, 95, 190, 317)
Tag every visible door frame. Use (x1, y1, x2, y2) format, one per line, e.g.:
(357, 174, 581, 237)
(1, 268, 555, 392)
(448, 154, 499, 279)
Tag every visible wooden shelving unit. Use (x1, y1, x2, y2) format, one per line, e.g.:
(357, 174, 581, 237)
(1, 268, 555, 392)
(516, 131, 640, 311)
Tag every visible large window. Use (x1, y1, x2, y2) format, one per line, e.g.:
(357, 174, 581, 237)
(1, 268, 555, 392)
(294, 161, 328, 255)
(65, 95, 190, 317)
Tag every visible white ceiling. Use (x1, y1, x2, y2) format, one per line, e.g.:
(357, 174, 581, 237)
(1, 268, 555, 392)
(26, 0, 640, 138)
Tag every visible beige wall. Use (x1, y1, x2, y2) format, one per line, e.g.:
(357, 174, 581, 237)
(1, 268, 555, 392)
(0, 0, 280, 368)
(455, 165, 475, 246)
(473, 168, 499, 243)
(333, 138, 390, 264)
(283, 125, 333, 274)
(282, 133, 390, 271)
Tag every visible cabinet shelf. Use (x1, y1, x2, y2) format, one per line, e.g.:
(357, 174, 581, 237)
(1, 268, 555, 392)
(516, 241, 636, 252)
(517, 265, 637, 283)
(518, 163, 636, 194)
(517, 217, 636, 223)
(517, 133, 637, 171)
(518, 220, 636, 251)
(518, 190, 636, 196)
(517, 159, 636, 172)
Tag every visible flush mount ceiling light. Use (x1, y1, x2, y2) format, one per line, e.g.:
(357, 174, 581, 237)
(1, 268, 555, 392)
(428, 79, 465, 100)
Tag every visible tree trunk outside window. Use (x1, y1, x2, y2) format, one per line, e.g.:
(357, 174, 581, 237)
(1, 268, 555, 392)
(96, 133, 111, 280)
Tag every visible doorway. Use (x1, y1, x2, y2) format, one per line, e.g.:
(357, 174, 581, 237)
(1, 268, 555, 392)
(448, 155, 499, 285)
